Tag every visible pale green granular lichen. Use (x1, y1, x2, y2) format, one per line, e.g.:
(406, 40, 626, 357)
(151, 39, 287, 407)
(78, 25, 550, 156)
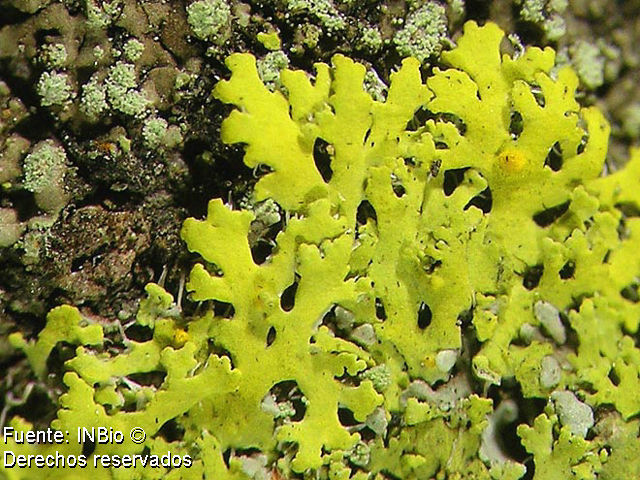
(261, 393, 296, 419)
(394, 3, 447, 63)
(123, 38, 145, 62)
(519, 0, 546, 23)
(80, 76, 108, 120)
(246, 197, 282, 227)
(347, 442, 370, 467)
(256, 51, 289, 89)
(142, 117, 169, 149)
(543, 14, 566, 41)
(37, 71, 73, 107)
(22, 140, 69, 214)
(106, 61, 137, 91)
(516, 0, 567, 41)
(363, 69, 387, 102)
(287, 0, 346, 32)
(296, 23, 322, 50)
(186, 0, 231, 41)
(164, 126, 184, 149)
(19, 228, 52, 266)
(600, 41, 623, 84)
(549, 0, 568, 11)
(570, 40, 605, 90)
(276, 402, 296, 419)
(358, 26, 383, 53)
(175, 72, 193, 90)
(93, 45, 105, 60)
(39, 43, 67, 68)
(86, 0, 111, 28)
(448, 0, 465, 21)
(85, 0, 123, 29)
(23, 141, 66, 194)
(113, 89, 149, 117)
(362, 365, 391, 392)
(105, 62, 149, 117)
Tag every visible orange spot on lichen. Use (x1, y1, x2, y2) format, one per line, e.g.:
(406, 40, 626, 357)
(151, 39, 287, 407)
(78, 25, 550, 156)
(173, 329, 189, 347)
(497, 148, 527, 173)
(95, 141, 117, 157)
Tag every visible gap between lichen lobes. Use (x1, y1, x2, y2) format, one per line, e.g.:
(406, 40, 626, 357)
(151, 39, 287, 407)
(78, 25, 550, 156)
(7, 20, 640, 480)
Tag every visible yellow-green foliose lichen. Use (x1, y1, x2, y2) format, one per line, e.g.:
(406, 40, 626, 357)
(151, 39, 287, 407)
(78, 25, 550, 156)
(5, 21, 640, 480)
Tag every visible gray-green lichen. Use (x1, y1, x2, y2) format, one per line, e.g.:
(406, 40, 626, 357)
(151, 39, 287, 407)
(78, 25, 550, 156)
(357, 25, 383, 53)
(362, 364, 392, 392)
(261, 393, 296, 419)
(551, 390, 594, 438)
(287, 0, 346, 33)
(105, 62, 150, 117)
(540, 355, 562, 388)
(256, 51, 290, 90)
(22, 140, 69, 214)
(394, 3, 448, 63)
(23, 141, 66, 194)
(534, 300, 566, 344)
(39, 43, 67, 69)
(346, 441, 370, 468)
(123, 39, 145, 62)
(142, 117, 168, 149)
(569, 41, 605, 90)
(363, 69, 387, 102)
(37, 71, 73, 107)
(187, 0, 231, 42)
(239, 454, 270, 480)
(480, 399, 524, 474)
(86, 0, 122, 29)
(351, 323, 377, 346)
(557, 39, 622, 92)
(80, 75, 108, 120)
(365, 407, 388, 436)
(516, 0, 567, 41)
